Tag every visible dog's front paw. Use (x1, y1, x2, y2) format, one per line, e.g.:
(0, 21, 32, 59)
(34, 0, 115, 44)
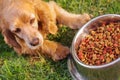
(52, 44, 70, 61)
(69, 13, 92, 29)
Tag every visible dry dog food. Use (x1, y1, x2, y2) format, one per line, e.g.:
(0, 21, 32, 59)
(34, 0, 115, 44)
(77, 22, 120, 65)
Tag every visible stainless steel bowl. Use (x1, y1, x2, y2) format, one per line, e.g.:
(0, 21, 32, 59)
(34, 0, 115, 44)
(68, 14, 120, 80)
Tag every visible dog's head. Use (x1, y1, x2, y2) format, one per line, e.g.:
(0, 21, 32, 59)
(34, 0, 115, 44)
(0, 0, 44, 50)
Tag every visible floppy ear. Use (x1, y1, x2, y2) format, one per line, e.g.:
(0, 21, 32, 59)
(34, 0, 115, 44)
(48, 22, 58, 34)
(34, 0, 58, 34)
(2, 29, 21, 49)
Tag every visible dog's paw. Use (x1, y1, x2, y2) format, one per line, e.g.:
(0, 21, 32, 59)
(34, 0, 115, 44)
(69, 13, 92, 29)
(52, 45, 70, 61)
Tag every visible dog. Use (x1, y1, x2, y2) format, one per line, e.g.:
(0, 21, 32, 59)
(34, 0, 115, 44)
(0, 0, 91, 61)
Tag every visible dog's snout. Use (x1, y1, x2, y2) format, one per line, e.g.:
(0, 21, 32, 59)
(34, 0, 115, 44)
(30, 38, 39, 46)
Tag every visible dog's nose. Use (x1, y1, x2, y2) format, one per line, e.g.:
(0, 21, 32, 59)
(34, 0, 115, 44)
(30, 38, 39, 46)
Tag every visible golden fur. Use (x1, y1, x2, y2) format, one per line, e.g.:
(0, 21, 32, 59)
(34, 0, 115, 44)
(0, 0, 91, 61)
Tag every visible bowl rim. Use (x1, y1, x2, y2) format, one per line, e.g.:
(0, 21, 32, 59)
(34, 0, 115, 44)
(71, 14, 120, 69)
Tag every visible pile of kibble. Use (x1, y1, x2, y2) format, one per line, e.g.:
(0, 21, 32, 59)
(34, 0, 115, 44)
(77, 22, 120, 65)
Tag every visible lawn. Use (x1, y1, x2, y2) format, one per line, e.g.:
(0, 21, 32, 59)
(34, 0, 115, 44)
(0, 0, 120, 80)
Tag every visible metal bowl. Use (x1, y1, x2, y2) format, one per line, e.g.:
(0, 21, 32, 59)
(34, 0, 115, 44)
(68, 14, 120, 80)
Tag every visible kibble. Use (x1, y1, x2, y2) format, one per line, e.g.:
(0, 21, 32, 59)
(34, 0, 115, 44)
(77, 22, 120, 65)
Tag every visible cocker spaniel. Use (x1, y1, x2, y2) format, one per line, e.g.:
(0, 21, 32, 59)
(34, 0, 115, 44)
(0, 0, 91, 61)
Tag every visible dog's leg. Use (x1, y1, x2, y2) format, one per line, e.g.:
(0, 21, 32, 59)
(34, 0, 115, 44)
(49, 1, 91, 29)
(41, 40, 69, 61)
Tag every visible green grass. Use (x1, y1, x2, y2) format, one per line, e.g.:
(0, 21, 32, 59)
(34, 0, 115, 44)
(0, 0, 120, 80)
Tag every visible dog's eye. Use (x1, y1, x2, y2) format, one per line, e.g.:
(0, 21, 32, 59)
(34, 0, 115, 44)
(14, 28, 21, 33)
(30, 18, 35, 24)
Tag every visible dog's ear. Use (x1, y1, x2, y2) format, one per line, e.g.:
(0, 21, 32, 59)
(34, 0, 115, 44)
(34, 1, 58, 35)
(48, 22, 58, 34)
(2, 29, 21, 49)
(0, 17, 21, 49)
(38, 18, 58, 35)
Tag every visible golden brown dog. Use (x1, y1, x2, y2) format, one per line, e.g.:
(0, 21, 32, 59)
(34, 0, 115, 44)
(0, 0, 91, 61)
